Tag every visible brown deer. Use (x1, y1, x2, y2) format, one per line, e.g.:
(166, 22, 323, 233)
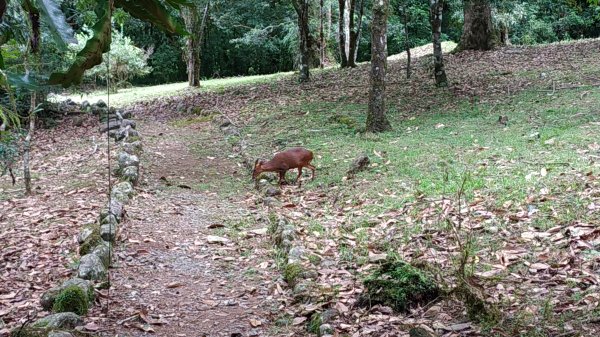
(252, 147, 315, 186)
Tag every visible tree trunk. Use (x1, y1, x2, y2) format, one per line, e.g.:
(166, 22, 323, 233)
(182, 6, 200, 86)
(338, 0, 348, 67)
(339, 0, 364, 68)
(320, 0, 325, 68)
(457, 0, 496, 51)
(366, 0, 392, 133)
(183, 2, 209, 87)
(348, 0, 364, 67)
(403, 5, 411, 79)
(292, 0, 311, 82)
(23, 92, 36, 195)
(430, 0, 448, 87)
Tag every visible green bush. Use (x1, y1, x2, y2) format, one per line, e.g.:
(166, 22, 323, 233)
(52, 285, 89, 316)
(66, 29, 151, 89)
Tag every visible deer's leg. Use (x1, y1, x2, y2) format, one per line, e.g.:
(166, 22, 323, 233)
(307, 164, 316, 180)
(296, 167, 303, 186)
(278, 171, 286, 185)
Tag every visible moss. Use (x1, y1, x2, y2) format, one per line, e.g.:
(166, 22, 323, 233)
(78, 225, 102, 256)
(10, 327, 51, 337)
(329, 114, 358, 129)
(359, 260, 440, 312)
(52, 286, 89, 316)
(283, 263, 303, 287)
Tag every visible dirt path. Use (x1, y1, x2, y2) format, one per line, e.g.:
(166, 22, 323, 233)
(103, 119, 287, 337)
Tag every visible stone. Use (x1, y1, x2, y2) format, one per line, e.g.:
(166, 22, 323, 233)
(92, 241, 112, 268)
(264, 187, 281, 197)
(100, 200, 124, 222)
(40, 278, 93, 311)
(119, 109, 132, 119)
(121, 119, 136, 129)
(409, 327, 435, 337)
(96, 99, 107, 108)
(77, 226, 95, 245)
(111, 182, 134, 203)
(100, 223, 117, 242)
(117, 152, 139, 170)
(122, 166, 139, 185)
(319, 324, 334, 336)
(207, 235, 230, 244)
(121, 141, 143, 155)
(99, 120, 121, 133)
(81, 101, 90, 110)
(77, 254, 107, 280)
(222, 126, 238, 136)
(321, 308, 339, 323)
(49, 331, 75, 337)
(347, 154, 370, 176)
(32, 312, 83, 329)
(263, 197, 278, 207)
(288, 246, 305, 264)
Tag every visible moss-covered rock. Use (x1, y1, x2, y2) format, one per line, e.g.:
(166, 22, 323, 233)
(92, 241, 112, 268)
(78, 224, 102, 256)
(284, 263, 303, 287)
(110, 182, 134, 203)
(77, 254, 107, 281)
(31, 312, 83, 329)
(40, 278, 93, 311)
(359, 260, 440, 312)
(52, 285, 89, 315)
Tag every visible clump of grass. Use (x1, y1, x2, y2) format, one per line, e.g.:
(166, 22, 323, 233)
(359, 260, 440, 312)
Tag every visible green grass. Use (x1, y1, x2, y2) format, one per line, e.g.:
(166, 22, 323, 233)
(52, 72, 293, 107)
(242, 87, 600, 221)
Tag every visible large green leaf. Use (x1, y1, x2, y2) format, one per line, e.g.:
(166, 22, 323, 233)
(37, 0, 77, 49)
(5, 71, 42, 90)
(48, 1, 111, 88)
(115, 0, 188, 35)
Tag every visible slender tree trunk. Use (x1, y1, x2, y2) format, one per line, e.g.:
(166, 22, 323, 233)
(338, 0, 348, 67)
(198, 2, 210, 76)
(23, 92, 36, 195)
(320, 0, 325, 68)
(457, 0, 496, 51)
(182, 6, 200, 86)
(292, 0, 311, 82)
(366, 0, 392, 133)
(348, 0, 364, 67)
(404, 6, 411, 79)
(430, 0, 448, 87)
(183, 2, 209, 87)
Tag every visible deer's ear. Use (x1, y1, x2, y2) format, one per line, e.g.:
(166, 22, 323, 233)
(254, 159, 260, 169)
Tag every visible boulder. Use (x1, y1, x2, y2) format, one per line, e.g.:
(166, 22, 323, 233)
(77, 254, 107, 280)
(100, 200, 124, 222)
(264, 187, 281, 197)
(96, 99, 107, 108)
